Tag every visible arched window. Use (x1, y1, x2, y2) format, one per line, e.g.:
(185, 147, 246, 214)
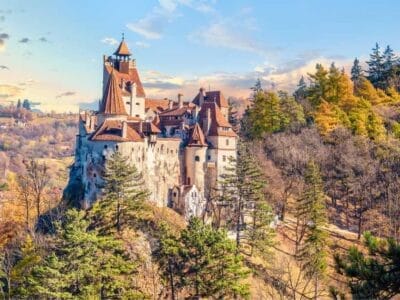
(195, 155, 200, 162)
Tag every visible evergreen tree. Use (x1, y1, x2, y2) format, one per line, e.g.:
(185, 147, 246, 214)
(336, 232, 400, 299)
(367, 43, 385, 89)
(218, 142, 275, 256)
(251, 78, 263, 95)
(178, 218, 249, 299)
(22, 209, 142, 299)
(278, 91, 306, 131)
(296, 160, 328, 298)
(307, 63, 329, 106)
(16, 99, 22, 109)
(22, 99, 31, 111)
(228, 98, 240, 133)
(293, 76, 308, 101)
(383, 45, 398, 89)
(91, 151, 150, 233)
(351, 58, 363, 83)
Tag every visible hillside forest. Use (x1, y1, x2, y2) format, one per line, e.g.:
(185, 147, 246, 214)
(1, 43, 400, 299)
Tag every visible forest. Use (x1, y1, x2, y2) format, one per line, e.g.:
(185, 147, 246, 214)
(1, 43, 400, 299)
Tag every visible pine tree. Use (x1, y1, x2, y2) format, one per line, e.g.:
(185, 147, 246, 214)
(307, 63, 329, 106)
(351, 58, 363, 83)
(251, 78, 263, 95)
(326, 63, 342, 103)
(228, 99, 240, 133)
(336, 232, 400, 299)
(178, 217, 250, 299)
(278, 91, 306, 131)
(218, 142, 275, 257)
(383, 45, 398, 89)
(16, 99, 22, 110)
(293, 76, 308, 101)
(22, 209, 142, 299)
(91, 151, 150, 233)
(367, 43, 385, 89)
(296, 160, 328, 298)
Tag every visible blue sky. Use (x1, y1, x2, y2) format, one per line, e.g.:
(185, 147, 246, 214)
(1, 0, 400, 112)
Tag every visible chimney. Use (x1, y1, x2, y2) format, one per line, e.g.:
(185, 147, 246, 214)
(178, 93, 183, 108)
(199, 87, 205, 106)
(139, 120, 143, 133)
(168, 99, 174, 110)
(122, 121, 128, 138)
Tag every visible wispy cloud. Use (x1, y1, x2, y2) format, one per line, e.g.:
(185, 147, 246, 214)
(101, 37, 118, 46)
(0, 65, 8, 70)
(135, 41, 150, 48)
(127, 0, 215, 40)
(0, 32, 9, 51)
(19, 37, 30, 43)
(56, 91, 76, 98)
(18, 79, 37, 86)
(39, 37, 48, 42)
(0, 84, 23, 99)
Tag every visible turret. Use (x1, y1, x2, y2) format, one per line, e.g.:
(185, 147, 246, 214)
(185, 124, 208, 194)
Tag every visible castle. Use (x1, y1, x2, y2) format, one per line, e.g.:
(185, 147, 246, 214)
(73, 37, 237, 219)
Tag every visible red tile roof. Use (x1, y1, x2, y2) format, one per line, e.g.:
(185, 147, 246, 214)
(105, 65, 145, 98)
(159, 106, 194, 117)
(100, 71, 128, 115)
(145, 98, 170, 112)
(198, 102, 237, 137)
(90, 119, 142, 142)
(113, 39, 131, 56)
(188, 123, 207, 147)
(192, 90, 228, 108)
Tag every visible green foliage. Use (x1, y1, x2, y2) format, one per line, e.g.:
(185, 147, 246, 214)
(278, 91, 306, 131)
(19, 209, 143, 299)
(91, 150, 150, 233)
(157, 218, 250, 299)
(336, 232, 400, 299)
(296, 160, 328, 279)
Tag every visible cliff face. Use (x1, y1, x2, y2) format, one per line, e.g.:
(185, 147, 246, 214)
(62, 164, 85, 208)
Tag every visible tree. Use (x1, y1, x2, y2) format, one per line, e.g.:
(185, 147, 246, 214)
(228, 99, 240, 133)
(295, 160, 328, 299)
(91, 151, 150, 233)
(351, 58, 363, 83)
(178, 218, 249, 298)
(21, 209, 142, 299)
(293, 76, 307, 101)
(278, 91, 306, 131)
(383, 45, 398, 89)
(336, 232, 400, 299)
(218, 142, 275, 257)
(16, 99, 22, 110)
(367, 43, 385, 89)
(251, 78, 263, 95)
(22, 99, 31, 111)
(248, 91, 283, 137)
(307, 63, 329, 106)
(23, 159, 50, 225)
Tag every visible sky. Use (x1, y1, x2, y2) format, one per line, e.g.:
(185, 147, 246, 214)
(1, 0, 400, 112)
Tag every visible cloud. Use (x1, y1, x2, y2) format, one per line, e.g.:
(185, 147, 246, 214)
(0, 65, 8, 70)
(135, 41, 150, 48)
(0, 32, 9, 50)
(0, 33, 9, 39)
(18, 79, 37, 86)
(0, 84, 23, 99)
(56, 91, 76, 99)
(101, 37, 118, 46)
(39, 37, 48, 42)
(19, 37, 30, 43)
(127, 0, 215, 40)
(142, 70, 185, 90)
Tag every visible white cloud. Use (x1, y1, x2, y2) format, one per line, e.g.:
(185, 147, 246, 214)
(101, 37, 118, 46)
(127, 0, 215, 40)
(135, 41, 150, 48)
(0, 84, 23, 99)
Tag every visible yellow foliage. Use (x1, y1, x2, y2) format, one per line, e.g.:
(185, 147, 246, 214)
(315, 101, 350, 135)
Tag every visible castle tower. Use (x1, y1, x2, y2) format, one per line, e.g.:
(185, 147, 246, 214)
(103, 35, 146, 119)
(185, 123, 208, 194)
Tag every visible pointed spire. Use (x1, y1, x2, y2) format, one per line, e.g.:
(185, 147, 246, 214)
(188, 123, 207, 147)
(114, 34, 132, 56)
(100, 71, 127, 115)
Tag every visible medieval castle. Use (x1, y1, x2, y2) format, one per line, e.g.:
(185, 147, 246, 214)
(72, 37, 237, 219)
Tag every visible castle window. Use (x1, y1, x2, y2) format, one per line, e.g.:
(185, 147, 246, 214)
(223, 155, 226, 162)
(207, 155, 211, 160)
(115, 145, 119, 150)
(135, 114, 140, 117)
(226, 139, 229, 146)
(104, 145, 108, 149)
(173, 192, 177, 197)
(195, 155, 200, 162)
(93, 173, 97, 178)
(136, 102, 140, 105)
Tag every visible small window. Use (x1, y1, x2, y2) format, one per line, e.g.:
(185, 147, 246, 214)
(115, 145, 119, 150)
(226, 139, 229, 146)
(195, 156, 200, 162)
(93, 173, 97, 178)
(104, 145, 108, 149)
(136, 102, 140, 105)
(173, 192, 177, 197)
(135, 114, 140, 117)
(207, 155, 211, 160)
(223, 155, 226, 162)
